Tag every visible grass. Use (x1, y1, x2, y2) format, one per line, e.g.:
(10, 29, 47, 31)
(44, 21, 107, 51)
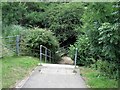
(1, 56, 39, 88)
(80, 67, 118, 88)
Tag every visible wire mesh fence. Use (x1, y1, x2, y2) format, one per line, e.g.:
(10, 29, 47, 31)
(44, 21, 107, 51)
(0, 35, 77, 66)
(0, 36, 17, 58)
(0, 35, 55, 64)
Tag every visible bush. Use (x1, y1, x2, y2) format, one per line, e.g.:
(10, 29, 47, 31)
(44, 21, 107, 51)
(98, 23, 120, 62)
(43, 3, 84, 43)
(91, 60, 118, 79)
(20, 28, 59, 58)
(68, 35, 94, 66)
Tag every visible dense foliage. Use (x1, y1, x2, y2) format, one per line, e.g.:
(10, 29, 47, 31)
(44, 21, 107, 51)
(2, 2, 84, 46)
(69, 35, 93, 66)
(43, 3, 84, 43)
(20, 28, 59, 57)
(69, 2, 119, 79)
(2, 2, 48, 26)
(2, 2, 119, 80)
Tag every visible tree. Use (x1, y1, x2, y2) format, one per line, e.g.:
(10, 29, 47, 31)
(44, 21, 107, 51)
(2, 2, 84, 46)
(43, 3, 84, 46)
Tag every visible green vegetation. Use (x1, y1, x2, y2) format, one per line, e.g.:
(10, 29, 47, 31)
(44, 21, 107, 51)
(2, 2, 84, 46)
(43, 3, 84, 43)
(1, 56, 39, 88)
(2, 25, 26, 37)
(69, 35, 91, 66)
(68, 2, 119, 80)
(80, 67, 118, 88)
(1, 2, 119, 88)
(20, 28, 59, 57)
(1, 37, 16, 57)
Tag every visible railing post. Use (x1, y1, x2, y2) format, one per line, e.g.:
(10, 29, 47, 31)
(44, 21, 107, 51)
(45, 48, 47, 63)
(40, 45, 42, 65)
(74, 48, 78, 68)
(16, 35, 20, 56)
(50, 51, 52, 63)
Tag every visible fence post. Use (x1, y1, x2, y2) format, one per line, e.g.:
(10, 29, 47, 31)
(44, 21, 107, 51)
(45, 48, 47, 63)
(40, 45, 42, 65)
(16, 35, 20, 56)
(74, 48, 78, 68)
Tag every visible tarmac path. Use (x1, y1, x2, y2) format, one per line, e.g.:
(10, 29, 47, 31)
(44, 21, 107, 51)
(16, 64, 87, 88)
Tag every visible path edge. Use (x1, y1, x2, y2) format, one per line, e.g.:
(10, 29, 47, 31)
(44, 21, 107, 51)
(15, 64, 41, 88)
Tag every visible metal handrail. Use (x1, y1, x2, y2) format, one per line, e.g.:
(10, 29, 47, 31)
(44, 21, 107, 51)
(39, 45, 52, 65)
(0, 36, 16, 39)
(40, 45, 51, 52)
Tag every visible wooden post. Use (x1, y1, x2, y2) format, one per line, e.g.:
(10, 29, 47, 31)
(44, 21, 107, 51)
(74, 48, 78, 68)
(40, 45, 42, 65)
(16, 35, 20, 56)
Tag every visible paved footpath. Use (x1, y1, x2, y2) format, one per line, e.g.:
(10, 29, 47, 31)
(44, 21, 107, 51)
(16, 64, 87, 88)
